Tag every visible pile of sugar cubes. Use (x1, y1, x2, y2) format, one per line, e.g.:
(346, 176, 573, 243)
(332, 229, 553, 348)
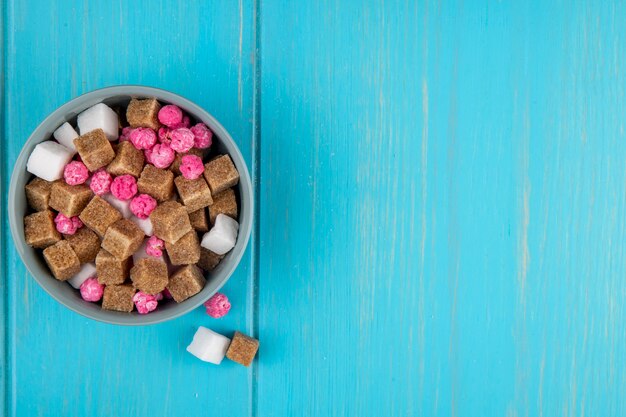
(23, 98, 241, 314)
(187, 327, 259, 366)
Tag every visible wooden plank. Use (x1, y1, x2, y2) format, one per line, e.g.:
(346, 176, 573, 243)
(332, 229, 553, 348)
(258, 1, 626, 416)
(3, 1, 257, 416)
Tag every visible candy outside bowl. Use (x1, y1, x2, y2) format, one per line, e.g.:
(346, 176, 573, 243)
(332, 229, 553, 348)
(8, 85, 253, 325)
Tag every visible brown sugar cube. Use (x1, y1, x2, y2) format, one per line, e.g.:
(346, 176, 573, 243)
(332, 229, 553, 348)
(73, 128, 115, 171)
(226, 332, 259, 367)
(42, 240, 81, 281)
(165, 230, 201, 265)
(170, 148, 205, 176)
(130, 258, 169, 295)
(174, 176, 213, 213)
(24, 210, 61, 248)
(166, 265, 205, 302)
(208, 188, 238, 225)
(64, 227, 101, 263)
(102, 284, 136, 312)
(96, 249, 131, 285)
(203, 155, 240, 194)
(197, 247, 224, 271)
(101, 219, 144, 260)
(49, 181, 93, 217)
(25, 178, 53, 211)
(189, 208, 209, 232)
(79, 196, 123, 237)
(106, 140, 145, 177)
(149, 201, 192, 244)
(137, 164, 174, 202)
(126, 98, 161, 130)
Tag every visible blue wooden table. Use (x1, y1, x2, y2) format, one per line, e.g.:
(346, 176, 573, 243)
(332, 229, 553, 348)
(3, 1, 626, 416)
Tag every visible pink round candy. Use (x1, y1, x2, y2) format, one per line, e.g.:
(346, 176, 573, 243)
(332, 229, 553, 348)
(146, 236, 165, 257)
(110, 174, 138, 200)
(119, 126, 133, 142)
(147, 143, 175, 169)
(179, 155, 204, 180)
(203, 293, 231, 318)
(155, 292, 164, 301)
(170, 128, 195, 153)
(90, 169, 112, 195)
(190, 123, 213, 149)
(63, 161, 89, 185)
(171, 115, 190, 129)
(158, 104, 183, 127)
(80, 278, 104, 302)
(54, 213, 83, 235)
(162, 288, 173, 299)
(129, 127, 157, 150)
(130, 194, 157, 219)
(133, 291, 160, 314)
(158, 127, 172, 144)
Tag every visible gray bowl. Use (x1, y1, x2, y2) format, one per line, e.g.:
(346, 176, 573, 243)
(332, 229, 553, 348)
(8, 85, 253, 325)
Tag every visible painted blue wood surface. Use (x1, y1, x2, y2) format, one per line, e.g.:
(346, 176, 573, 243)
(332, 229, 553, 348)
(3, 0, 626, 416)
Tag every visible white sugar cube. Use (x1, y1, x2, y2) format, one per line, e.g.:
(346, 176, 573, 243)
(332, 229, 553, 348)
(133, 239, 164, 263)
(103, 194, 132, 218)
(200, 214, 239, 255)
(132, 216, 153, 236)
(77, 103, 119, 141)
(26, 141, 75, 182)
(68, 263, 96, 289)
(53, 122, 79, 150)
(186, 327, 231, 365)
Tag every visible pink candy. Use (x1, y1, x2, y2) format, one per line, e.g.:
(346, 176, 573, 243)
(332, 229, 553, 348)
(145, 236, 165, 257)
(63, 161, 89, 185)
(54, 213, 83, 235)
(158, 127, 171, 145)
(89, 169, 112, 195)
(119, 126, 133, 142)
(170, 128, 195, 153)
(158, 105, 183, 128)
(133, 291, 160, 314)
(179, 155, 205, 180)
(190, 123, 213, 149)
(80, 278, 104, 302)
(130, 194, 157, 219)
(203, 293, 231, 318)
(172, 115, 190, 129)
(110, 174, 138, 200)
(129, 127, 157, 150)
(145, 143, 175, 169)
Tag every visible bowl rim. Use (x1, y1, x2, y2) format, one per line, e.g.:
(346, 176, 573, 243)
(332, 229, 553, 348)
(8, 85, 253, 326)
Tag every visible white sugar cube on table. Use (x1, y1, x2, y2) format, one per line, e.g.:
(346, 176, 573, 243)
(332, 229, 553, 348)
(132, 239, 164, 263)
(53, 122, 79, 150)
(132, 216, 153, 236)
(26, 141, 75, 182)
(77, 103, 119, 141)
(103, 194, 132, 218)
(68, 263, 96, 289)
(200, 214, 239, 255)
(187, 327, 231, 365)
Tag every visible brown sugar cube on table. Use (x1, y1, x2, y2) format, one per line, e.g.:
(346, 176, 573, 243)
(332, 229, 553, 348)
(170, 148, 205, 176)
(208, 188, 238, 225)
(25, 178, 53, 211)
(73, 128, 115, 171)
(189, 208, 209, 232)
(203, 155, 240, 194)
(79, 196, 123, 237)
(150, 201, 192, 244)
(106, 140, 145, 177)
(197, 247, 223, 271)
(167, 265, 205, 302)
(226, 331, 259, 367)
(64, 227, 101, 263)
(24, 210, 61, 248)
(126, 98, 161, 130)
(137, 164, 174, 202)
(130, 258, 169, 295)
(165, 230, 201, 265)
(42, 240, 81, 281)
(96, 249, 131, 285)
(174, 176, 213, 213)
(101, 219, 144, 260)
(102, 284, 136, 312)
(49, 181, 93, 217)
